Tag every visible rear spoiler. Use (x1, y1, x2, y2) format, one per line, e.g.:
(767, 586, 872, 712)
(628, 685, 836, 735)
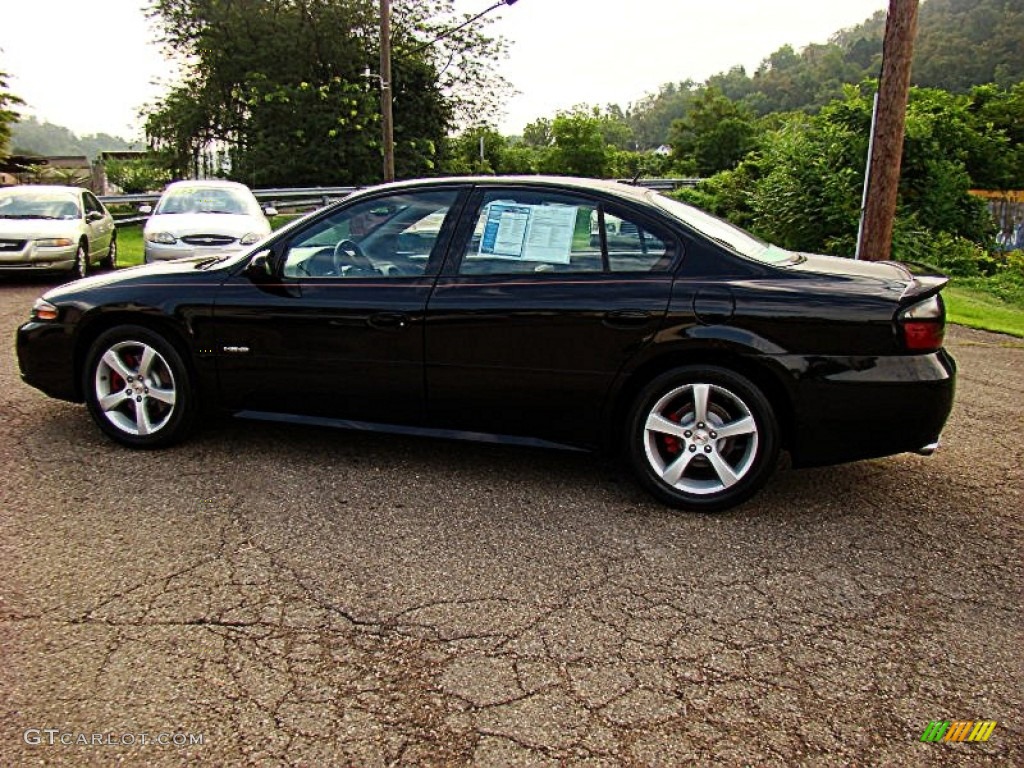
(885, 261, 950, 303)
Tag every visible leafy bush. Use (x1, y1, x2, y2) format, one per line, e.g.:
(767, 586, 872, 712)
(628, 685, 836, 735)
(104, 157, 171, 194)
(889, 225, 998, 276)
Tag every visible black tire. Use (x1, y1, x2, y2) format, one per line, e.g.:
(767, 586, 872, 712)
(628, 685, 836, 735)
(83, 325, 197, 448)
(100, 233, 117, 270)
(71, 240, 89, 280)
(627, 365, 779, 512)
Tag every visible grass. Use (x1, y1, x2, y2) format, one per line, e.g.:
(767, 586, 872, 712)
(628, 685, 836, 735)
(944, 284, 1024, 337)
(116, 225, 145, 267)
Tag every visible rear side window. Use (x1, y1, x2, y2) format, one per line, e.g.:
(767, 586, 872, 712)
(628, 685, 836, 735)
(601, 207, 673, 273)
(456, 189, 676, 276)
(459, 191, 601, 275)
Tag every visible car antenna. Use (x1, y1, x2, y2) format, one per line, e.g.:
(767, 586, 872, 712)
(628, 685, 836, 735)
(630, 168, 643, 185)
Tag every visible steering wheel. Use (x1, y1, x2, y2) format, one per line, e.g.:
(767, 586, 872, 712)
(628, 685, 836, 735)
(332, 239, 375, 274)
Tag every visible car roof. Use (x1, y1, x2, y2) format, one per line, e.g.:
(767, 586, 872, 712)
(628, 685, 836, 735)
(163, 179, 253, 192)
(357, 175, 657, 204)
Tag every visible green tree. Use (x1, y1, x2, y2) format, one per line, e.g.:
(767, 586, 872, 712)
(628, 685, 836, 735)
(499, 142, 542, 174)
(0, 69, 24, 159)
(624, 80, 697, 149)
(636, 0, 1024, 129)
(668, 87, 759, 176)
(144, 0, 506, 185)
(104, 157, 172, 194)
(680, 83, 1001, 259)
(441, 125, 505, 174)
(543, 108, 609, 178)
(599, 104, 635, 150)
(521, 117, 553, 148)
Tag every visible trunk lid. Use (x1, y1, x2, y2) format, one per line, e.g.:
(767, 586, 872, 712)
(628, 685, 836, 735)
(787, 253, 948, 304)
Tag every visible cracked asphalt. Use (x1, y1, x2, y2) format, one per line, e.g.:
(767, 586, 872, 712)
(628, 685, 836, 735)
(0, 279, 1021, 766)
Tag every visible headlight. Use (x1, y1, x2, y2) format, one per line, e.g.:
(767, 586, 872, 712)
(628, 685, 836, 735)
(239, 232, 262, 245)
(35, 238, 74, 248)
(145, 232, 177, 244)
(31, 298, 59, 321)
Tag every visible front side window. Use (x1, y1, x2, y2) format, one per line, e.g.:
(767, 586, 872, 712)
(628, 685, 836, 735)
(282, 190, 459, 279)
(83, 192, 104, 215)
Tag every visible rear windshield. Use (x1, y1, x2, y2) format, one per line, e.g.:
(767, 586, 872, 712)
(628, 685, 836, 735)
(652, 194, 794, 264)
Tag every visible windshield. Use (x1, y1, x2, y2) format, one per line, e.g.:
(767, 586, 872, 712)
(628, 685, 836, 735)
(0, 190, 81, 220)
(652, 194, 794, 264)
(155, 186, 259, 216)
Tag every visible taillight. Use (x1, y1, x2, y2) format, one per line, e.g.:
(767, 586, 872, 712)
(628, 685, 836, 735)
(898, 294, 945, 352)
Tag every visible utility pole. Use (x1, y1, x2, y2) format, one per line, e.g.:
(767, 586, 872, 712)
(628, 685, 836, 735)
(380, 0, 395, 183)
(856, 0, 919, 261)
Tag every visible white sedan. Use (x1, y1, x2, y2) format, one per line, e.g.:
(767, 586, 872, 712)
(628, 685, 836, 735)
(0, 185, 117, 279)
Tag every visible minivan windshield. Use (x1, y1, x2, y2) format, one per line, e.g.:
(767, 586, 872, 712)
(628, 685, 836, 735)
(652, 194, 795, 264)
(0, 190, 80, 220)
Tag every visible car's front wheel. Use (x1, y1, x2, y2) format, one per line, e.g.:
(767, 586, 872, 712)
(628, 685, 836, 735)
(627, 366, 779, 512)
(83, 326, 197, 448)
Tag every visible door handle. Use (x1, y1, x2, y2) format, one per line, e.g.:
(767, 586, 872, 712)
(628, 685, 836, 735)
(603, 309, 652, 328)
(368, 311, 409, 329)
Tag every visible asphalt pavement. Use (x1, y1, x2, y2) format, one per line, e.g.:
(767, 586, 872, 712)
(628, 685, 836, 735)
(1, 279, 1020, 766)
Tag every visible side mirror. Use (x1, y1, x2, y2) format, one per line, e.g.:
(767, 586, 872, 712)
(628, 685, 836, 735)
(86, 210, 104, 223)
(264, 206, 278, 217)
(139, 204, 153, 215)
(246, 249, 274, 281)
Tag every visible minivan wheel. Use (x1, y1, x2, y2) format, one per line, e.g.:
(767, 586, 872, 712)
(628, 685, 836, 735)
(627, 366, 779, 512)
(83, 325, 197, 448)
(100, 234, 117, 269)
(72, 241, 89, 280)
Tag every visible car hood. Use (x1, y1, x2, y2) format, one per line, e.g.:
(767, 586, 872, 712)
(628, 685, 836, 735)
(0, 218, 81, 239)
(42, 255, 228, 300)
(144, 212, 269, 238)
(787, 252, 947, 301)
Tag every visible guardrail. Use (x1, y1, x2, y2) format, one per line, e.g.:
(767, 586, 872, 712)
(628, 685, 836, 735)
(103, 186, 360, 227)
(100, 185, 359, 208)
(103, 178, 700, 227)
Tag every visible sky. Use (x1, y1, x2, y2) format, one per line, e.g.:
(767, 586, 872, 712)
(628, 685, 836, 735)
(0, 0, 888, 141)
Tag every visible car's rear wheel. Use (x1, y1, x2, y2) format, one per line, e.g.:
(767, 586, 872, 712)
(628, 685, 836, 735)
(100, 234, 117, 269)
(627, 366, 779, 512)
(83, 326, 197, 448)
(71, 241, 89, 280)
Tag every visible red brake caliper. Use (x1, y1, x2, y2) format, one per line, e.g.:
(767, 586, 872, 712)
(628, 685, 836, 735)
(110, 352, 135, 393)
(662, 409, 686, 456)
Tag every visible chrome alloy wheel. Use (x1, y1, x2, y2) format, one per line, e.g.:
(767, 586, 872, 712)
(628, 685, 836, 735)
(643, 382, 759, 495)
(93, 340, 177, 436)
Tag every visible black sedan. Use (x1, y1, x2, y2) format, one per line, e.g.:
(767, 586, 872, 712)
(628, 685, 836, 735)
(16, 177, 955, 511)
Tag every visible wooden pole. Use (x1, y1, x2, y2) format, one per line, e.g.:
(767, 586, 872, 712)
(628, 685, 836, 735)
(380, 0, 395, 182)
(857, 0, 919, 261)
